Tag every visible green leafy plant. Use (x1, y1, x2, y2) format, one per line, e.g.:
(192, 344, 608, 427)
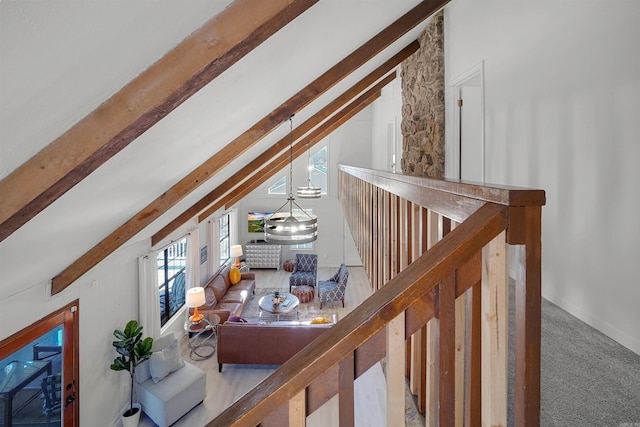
(110, 320, 153, 417)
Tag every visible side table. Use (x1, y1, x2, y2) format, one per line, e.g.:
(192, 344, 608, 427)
(184, 314, 220, 361)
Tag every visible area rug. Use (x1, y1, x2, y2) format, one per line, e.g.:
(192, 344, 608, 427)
(240, 288, 334, 323)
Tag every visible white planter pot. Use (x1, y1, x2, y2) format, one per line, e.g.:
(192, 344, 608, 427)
(121, 403, 141, 427)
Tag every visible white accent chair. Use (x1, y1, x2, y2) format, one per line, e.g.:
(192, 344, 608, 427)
(134, 332, 205, 427)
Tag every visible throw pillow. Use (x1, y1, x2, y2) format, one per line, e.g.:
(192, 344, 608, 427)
(228, 316, 248, 323)
(148, 338, 185, 383)
(229, 267, 241, 285)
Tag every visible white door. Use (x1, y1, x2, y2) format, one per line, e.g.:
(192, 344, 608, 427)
(451, 64, 484, 182)
(459, 79, 483, 181)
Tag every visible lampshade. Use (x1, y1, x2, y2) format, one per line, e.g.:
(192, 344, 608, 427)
(265, 197, 317, 245)
(185, 287, 206, 308)
(230, 245, 243, 258)
(297, 141, 321, 199)
(297, 184, 321, 198)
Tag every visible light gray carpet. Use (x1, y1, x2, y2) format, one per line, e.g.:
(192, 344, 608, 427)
(507, 284, 640, 426)
(537, 297, 640, 426)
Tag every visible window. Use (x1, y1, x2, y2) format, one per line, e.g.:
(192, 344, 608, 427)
(158, 238, 187, 326)
(219, 213, 230, 266)
(310, 146, 327, 194)
(268, 175, 286, 194)
(290, 208, 313, 250)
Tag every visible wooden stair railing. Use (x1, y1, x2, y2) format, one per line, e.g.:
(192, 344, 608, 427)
(209, 166, 545, 427)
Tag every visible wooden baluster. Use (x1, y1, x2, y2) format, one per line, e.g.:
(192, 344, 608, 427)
(450, 221, 466, 427)
(289, 390, 306, 427)
(408, 201, 423, 401)
(481, 230, 508, 426)
(466, 281, 482, 427)
(425, 208, 441, 423)
(455, 286, 466, 427)
(387, 313, 406, 426)
(439, 278, 456, 427)
(338, 354, 355, 427)
(426, 317, 439, 427)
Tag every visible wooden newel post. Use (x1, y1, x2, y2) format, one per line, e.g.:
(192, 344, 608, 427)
(512, 206, 542, 427)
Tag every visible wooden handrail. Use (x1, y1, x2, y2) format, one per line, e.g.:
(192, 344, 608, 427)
(209, 166, 544, 426)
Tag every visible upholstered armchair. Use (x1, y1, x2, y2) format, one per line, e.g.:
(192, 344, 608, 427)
(134, 333, 205, 427)
(318, 264, 349, 309)
(289, 253, 318, 292)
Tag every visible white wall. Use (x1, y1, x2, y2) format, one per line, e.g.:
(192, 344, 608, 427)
(0, 237, 150, 426)
(371, 74, 403, 172)
(445, 0, 640, 353)
(0, 220, 199, 427)
(236, 108, 373, 269)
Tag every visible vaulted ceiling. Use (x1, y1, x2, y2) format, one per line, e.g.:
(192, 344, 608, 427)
(0, 0, 446, 297)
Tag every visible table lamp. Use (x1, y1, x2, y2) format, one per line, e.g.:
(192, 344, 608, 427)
(186, 287, 206, 324)
(230, 245, 243, 267)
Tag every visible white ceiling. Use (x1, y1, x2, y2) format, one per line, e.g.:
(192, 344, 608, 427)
(0, 0, 437, 296)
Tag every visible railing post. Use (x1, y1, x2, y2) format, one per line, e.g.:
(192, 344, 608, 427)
(481, 230, 508, 426)
(514, 206, 542, 427)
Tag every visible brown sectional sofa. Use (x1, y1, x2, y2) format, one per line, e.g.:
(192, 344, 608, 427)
(216, 321, 334, 372)
(194, 265, 256, 323)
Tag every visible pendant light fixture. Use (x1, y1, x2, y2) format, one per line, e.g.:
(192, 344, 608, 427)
(264, 115, 318, 245)
(297, 141, 321, 199)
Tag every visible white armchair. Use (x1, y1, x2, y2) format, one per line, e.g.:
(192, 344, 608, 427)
(134, 333, 205, 427)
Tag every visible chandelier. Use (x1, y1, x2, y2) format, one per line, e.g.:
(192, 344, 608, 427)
(264, 115, 318, 245)
(297, 141, 321, 199)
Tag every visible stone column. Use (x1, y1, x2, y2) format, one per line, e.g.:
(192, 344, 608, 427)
(400, 11, 445, 178)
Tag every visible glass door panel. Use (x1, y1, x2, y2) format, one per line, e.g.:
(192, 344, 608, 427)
(0, 301, 78, 427)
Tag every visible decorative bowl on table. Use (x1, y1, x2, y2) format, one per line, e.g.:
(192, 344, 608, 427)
(272, 293, 285, 305)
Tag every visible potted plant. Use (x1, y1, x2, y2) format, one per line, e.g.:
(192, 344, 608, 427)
(110, 320, 153, 427)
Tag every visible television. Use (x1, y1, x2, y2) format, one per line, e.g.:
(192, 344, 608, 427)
(247, 211, 273, 233)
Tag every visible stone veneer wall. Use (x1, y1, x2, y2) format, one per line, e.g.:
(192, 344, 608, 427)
(400, 11, 445, 178)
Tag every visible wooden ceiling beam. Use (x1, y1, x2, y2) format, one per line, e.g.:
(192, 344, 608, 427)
(151, 42, 418, 246)
(51, 0, 445, 294)
(0, 0, 318, 243)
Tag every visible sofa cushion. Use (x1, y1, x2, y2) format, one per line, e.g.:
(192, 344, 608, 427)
(202, 286, 218, 310)
(149, 338, 185, 383)
(218, 266, 232, 288)
(221, 288, 251, 304)
(216, 301, 242, 317)
(209, 275, 228, 302)
(310, 316, 333, 324)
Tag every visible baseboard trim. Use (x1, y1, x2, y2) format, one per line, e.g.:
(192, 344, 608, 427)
(543, 290, 640, 355)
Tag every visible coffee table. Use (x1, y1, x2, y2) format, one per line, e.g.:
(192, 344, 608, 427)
(258, 292, 299, 321)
